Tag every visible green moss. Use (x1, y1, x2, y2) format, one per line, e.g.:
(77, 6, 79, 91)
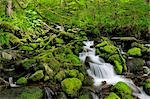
(44, 75, 50, 81)
(143, 78, 150, 95)
(103, 45, 118, 54)
(22, 59, 36, 70)
(127, 47, 142, 56)
(66, 54, 81, 64)
(16, 77, 27, 85)
(114, 60, 123, 74)
(65, 69, 79, 78)
(145, 78, 150, 83)
(106, 92, 120, 99)
(29, 43, 38, 49)
(79, 94, 90, 99)
(145, 83, 150, 89)
(108, 54, 122, 63)
(18, 87, 43, 99)
(29, 70, 44, 81)
(96, 41, 108, 47)
(61, 78, 82, 96)
(121, 94, 133, 99)
(112, 81, 132, 95)
(78, 73, 84, 81)
(19, 46, 34, 51)
(43, 63, 53, 77)
(55, 71, 66, 82)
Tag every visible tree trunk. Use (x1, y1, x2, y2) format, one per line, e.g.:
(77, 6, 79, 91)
(6, 0, 13, 17)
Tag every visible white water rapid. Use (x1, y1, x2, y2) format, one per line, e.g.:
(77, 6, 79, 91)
(79, 41, 150, 99)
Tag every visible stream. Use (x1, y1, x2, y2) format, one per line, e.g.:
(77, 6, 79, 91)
(79, 41, 150, 99)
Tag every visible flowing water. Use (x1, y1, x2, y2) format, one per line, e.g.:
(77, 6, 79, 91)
(79, 41, 150, 99)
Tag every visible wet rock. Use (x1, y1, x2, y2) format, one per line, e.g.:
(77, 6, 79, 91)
(29, 70, 44, 81)
(127, 58, 145, 73)
(61, 78, 82, 96)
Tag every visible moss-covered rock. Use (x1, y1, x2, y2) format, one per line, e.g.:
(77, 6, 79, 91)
(65, 69, 79, 78)
(29, 70, 44, 81)
(127, 47, 142, 57)
(44, 75, 50, 81)
(66, 54, 81, 64)
(143, 78, 150, 95)
(18, 87, 43, 99)
(96, 41, 108, 47)
(29, 43, 38, 49)
(55, 71, 66, 82)
(106, 92, 120, 99)
(103, 45, 118, 54)
(43, 63, 53, 78)
(79, 94, 90, 99)
(19, 45, 34, 51)
(78, 73, 84, 81)
(108, 54, 122, 63)
(112, 81, 132, 95)
(121, 94, 133, 99)
(114, 60, 123, 74)
(16, 77, 27, 85)
(61, 78, 82, 96)
(127, 58, 145, 73)
(22, 59, 36, 70)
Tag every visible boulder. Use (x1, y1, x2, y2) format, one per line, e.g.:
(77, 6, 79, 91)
(61, 78, 82, 96)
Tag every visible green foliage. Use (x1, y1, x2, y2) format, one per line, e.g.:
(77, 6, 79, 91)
(18, 87, 43, 99)
(61, 78, 82, 96)
(127, 47, 142, 57)
(29, 70, 44, 81)
(114, 60, 123, 74)
(106, 92, 120, 99)
(16, 77, 28, 85)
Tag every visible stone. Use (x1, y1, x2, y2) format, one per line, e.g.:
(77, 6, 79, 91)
(29, 70, 44, 81)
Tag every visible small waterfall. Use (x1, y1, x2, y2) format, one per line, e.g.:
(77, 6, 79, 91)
(44, 87, 53, 99)
(79, 41, 150, 99)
